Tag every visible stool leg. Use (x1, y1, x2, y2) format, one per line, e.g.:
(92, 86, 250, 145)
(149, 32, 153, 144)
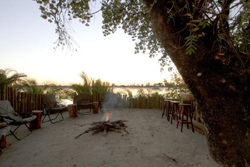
(176, 106, 182, 128)
(169, 103, 173, 123)
(167, 102, 170, 121)
(189, 108, 194, 132)
(175, 104, 179, 120)
(181, 108, 185, 132)
(171, 103, 175, 124)
(186, 109, 189, 129)
(162, 102, 166, 118)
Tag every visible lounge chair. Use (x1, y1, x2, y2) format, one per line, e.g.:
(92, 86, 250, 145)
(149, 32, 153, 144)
(42, 94, 67, 124)
(76, 92, 93, 114)
(0, 100, 37, 140)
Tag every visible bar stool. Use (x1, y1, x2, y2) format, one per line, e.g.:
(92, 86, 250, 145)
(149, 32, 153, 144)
(162, 99, 172, 121)
(169, 101, 179, 124)
(162, 100, 168, 118)
(177, 103, 194, 132)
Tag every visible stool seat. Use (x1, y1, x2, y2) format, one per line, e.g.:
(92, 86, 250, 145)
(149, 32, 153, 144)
(177, 103, 194, 132)
(179, 103, 191, 106)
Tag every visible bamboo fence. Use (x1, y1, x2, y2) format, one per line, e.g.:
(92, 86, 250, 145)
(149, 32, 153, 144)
(0, 85, 43, 115)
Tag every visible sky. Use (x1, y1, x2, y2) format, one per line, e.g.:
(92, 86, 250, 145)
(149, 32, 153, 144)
(0, 0, 173, 86)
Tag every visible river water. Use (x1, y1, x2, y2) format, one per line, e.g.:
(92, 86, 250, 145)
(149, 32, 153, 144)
(61, 86, 169, 106)
(112, 86, 169, 96)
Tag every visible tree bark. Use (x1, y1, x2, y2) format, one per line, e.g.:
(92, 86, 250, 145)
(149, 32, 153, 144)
(144, 0, 250, 166)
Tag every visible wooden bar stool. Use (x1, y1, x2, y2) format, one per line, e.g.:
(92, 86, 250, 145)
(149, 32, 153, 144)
(177, 103, 194, 132)
(170, 101, 179, 124)
(162, 100, 168, 118)
(162, 99, 172, 121)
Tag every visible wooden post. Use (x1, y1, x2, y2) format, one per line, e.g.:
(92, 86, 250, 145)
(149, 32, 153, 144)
(21, 92, 26, 114)
(93, 102, 99, 114)
(13, 88, 17, 111)
(141, 97, 146, 109)
(10, 86, 14, 107)
(128, 98, 132, 108)
(29, 110, 43, 129)
(139, 96, 142, 108)
(162, 96, 165, 109)
(124, 95, 127, 107)
(148, 97, 152, 109)
(17, 92, 21, 112)
(38, 94, 42, 110)
(73, 93, 77, 104)
(0, 136, 7, 149)
(1, 85, 6, 100)
(68, 104, 78, 118)
(27, 93, 31, 115)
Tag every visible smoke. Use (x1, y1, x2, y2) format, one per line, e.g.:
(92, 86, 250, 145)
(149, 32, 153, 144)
(101, 92, 123, 121)
(102, 92, 118, 111)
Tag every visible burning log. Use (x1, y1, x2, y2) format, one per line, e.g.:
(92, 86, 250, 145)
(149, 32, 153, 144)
(75, 120, 129, 139)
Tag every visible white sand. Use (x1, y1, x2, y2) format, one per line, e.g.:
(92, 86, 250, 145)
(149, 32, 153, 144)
(0, 109, 221, 167)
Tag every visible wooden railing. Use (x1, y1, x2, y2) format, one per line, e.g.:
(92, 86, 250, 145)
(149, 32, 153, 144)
(0, 85, 43, 115)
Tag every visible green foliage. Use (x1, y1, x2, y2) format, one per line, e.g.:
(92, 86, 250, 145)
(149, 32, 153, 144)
(185, 35, 197, 55)
(70, 71, 111, 95)
(14, 79, 45, 93)
(231, 2, 250, 57)
(0, 69, 27, 86)
(35, 0, 170, 66)
(125, 89, 133, 98)
(92, 79, 112, 94)
(14, 78, 63, 94)
(35, 0, 93, 50)
(134, 88, 160, 99)
(163, 70, 189, 99)
(35, 0, 249, 69)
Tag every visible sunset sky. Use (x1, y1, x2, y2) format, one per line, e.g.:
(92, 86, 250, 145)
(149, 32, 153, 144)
(0, 0, 173, 85)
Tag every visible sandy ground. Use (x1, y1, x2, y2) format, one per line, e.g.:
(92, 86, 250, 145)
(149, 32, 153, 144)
(0, 108, 221, 167)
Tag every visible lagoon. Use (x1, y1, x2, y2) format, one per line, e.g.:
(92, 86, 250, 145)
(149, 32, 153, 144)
(61, 86, 169, 106)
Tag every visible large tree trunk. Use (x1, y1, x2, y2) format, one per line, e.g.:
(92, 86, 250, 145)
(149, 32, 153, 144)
(144, 0, 250, 166)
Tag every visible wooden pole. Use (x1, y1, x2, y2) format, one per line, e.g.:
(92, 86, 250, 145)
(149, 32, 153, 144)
(17, 92, 21, 112)
(7, 86, 11, 102)
(39, 94, 42, 110)
(1, 85, 7, 100)
(29, 110, 43, 129)
(0, 136, 7, 149)
(93, 102, 99, 114)
(13, 88, 17, 111)
(73, 93, 77, 104)
(21, 92, 27, 114)
(10, 86, 14, 107)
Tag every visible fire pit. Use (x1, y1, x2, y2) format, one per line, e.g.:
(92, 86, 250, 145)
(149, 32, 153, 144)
(75, 112, 129, 138)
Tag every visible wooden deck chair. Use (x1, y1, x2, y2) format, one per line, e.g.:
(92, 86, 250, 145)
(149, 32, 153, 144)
(42, 94, 67, 124)
(0, 100, 37, 140)
(76, 92, 93, 115)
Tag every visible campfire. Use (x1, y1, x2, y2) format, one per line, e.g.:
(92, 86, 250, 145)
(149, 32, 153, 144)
(75, 112, 129, 139)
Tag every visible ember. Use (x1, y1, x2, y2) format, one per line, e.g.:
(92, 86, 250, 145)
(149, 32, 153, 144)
(75, 120, 129, 138)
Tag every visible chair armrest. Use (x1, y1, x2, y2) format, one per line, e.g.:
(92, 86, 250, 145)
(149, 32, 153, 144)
(43, 102, 52, 110)
(0, 115, 15, 124)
